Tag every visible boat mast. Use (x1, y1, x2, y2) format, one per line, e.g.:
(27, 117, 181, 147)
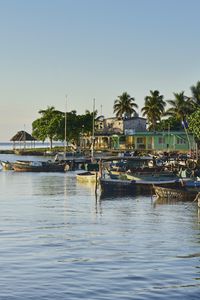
(64, 95, 67, 159)
(182, 120, 191, 156)
(167, 123, 170, 153)
(91, 98, 95, 162)
(23, 124, 26, 150)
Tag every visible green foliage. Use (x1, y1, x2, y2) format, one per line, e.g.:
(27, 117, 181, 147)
(190, 81, 200, 106)
(165, 91, 193, 121)
(32, 106, 94, 148)
(141, 90, 165, 130)
(32, 106, 63, 148)
(156, 117, 182, 131)
(113, 92, 138, 118)
(188, 109, 200, 140)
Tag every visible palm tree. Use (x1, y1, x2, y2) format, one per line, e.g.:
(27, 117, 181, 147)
(141, 90, 166, 130)
(190, 81, 200, 107)
(165, 91, 193, 122)
(113, 92, 138, 118)
(38, 106, 62, 116)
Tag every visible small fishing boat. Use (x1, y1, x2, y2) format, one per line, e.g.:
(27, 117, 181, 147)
(99, 176, 184, 195)
(100, 177, 136, 194)
(153, 185, 200, 202)
(76, 171, 98, 183)
(125, 170, 177, 181)
(0, 160, 13, 170)
(12, 160, 66, 172)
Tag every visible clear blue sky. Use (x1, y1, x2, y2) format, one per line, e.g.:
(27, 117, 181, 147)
(0, 0, 200, 141)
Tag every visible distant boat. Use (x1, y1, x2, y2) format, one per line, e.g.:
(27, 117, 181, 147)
(12, 160, 66, 172)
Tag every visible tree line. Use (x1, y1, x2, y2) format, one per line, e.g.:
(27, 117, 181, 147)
(32, 108, 95, 149)
(32, 81, 200, 147)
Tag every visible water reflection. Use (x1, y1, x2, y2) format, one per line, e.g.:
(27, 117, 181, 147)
(76, 180, 97, 194)
(177, 252, 200, 258)
(152, 195, 200, 207)
(152, 196, 185, 207)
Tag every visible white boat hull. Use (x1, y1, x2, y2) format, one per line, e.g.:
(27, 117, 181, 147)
(76, 171, 98, 183)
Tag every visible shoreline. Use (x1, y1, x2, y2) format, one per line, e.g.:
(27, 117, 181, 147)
(0, 149, 53, 156)
(0, 150, 15, 154)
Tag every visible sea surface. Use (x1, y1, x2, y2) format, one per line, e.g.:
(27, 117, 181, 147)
(0, 153, 200, 299)
(0, 141, 64, 150)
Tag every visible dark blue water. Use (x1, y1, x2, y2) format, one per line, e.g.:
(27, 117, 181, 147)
(0, 157, 200, 299)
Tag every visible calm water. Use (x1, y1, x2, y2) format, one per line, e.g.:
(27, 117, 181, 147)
(0, 141, 64, 150)
(0, 155, 200, 299)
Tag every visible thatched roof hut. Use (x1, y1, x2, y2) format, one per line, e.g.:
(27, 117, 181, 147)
(10, 130, 37, 149)
(10, 130, 36, 142)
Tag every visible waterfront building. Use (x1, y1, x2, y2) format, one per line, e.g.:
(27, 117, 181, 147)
(94, 115, 146, 150)
(80, 115, 195, 153)
(124, 131, 195, 152)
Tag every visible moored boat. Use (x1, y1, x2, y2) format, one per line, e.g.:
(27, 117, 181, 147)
(0, 160, 13, 170)
(12, 160, 66, 172)
(99, 156, 186, 195)
(76, 171, 98, 183)
(99, 176, 184, 195)
(153, 185, 200, 202)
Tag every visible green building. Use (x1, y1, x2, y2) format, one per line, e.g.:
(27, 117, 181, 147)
(125, 131, 195, 152)
(90, 115, 196, 153)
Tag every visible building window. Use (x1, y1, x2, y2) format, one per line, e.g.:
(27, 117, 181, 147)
(177, 137, 186, 144)
(137, 137, 144, 143)
(158, 137, 165, 144)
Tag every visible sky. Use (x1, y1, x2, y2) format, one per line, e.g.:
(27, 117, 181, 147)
(0, 0, 200, 141)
